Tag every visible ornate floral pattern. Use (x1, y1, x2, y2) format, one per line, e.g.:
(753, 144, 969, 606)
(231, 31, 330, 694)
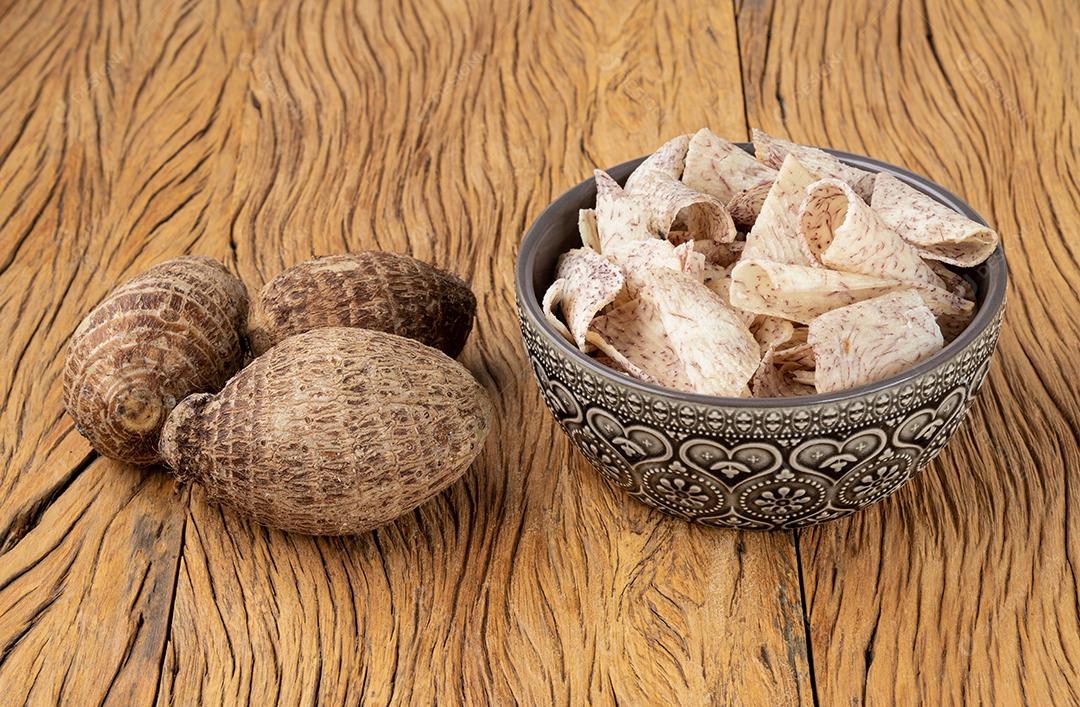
(518, 297, 1005, 530)
(640, 466, 723, 517)
(736, 469, 827, 523)
(835, 448, 916, 507)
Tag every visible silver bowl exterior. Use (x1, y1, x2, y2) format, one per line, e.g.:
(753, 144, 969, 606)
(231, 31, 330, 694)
(516, 148, 1006, 529)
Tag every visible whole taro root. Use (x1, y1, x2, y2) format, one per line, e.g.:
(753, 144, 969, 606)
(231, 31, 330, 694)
(63, 256, 248, 464)
(245, 252, 476, 358)
(159, 327, 492, 535)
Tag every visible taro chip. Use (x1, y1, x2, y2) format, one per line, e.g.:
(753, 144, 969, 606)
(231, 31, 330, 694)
(669, 230, 744, 266)
(606, 238, 704, 298)
(799, 178, 946, 288)
(871, 172, 1000, 266)
(627, 168, 737, 243)
(551, 248, 625, 351)
(578, 209, 601, 251)
(729, 259, 974, 324)
(936, 308, 976, 345)
(593, 352, 620, 370)
(788, 368, 816, 387)
(750, 350, 816, 398)
(588, 298, 690, 390)
(731, 259, 887, 323)
(808, 290, 943, 393)
(625, 135, 690, 191)
(541, 278, 573, 344)
(675, 240, 707, 280)
(783, 325, 809, 349)
(752, 316, 795, 355)
(594, 169, 655, 250)
(682, 128, 776, 202)
(918, 286, 976, 323)
(728, 179, 773, 231)
(702, 265, 756, 327)
(636, 267, 759, 397)
(923, 261, 977, 343)
(752, 128, 875, 200)
(927, 260, 976, 302)
(774, 341, 815, 369)
(742, 155, 817, 266)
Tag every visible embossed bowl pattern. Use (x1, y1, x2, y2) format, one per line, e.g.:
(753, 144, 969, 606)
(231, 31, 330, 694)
(515, 147, 1007, 529)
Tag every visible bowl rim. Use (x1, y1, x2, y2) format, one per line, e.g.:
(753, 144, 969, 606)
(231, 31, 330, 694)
(515, 144, 1008, 408)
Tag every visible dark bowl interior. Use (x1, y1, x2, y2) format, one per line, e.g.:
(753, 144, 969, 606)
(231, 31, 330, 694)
(516, 144, 1008, 406)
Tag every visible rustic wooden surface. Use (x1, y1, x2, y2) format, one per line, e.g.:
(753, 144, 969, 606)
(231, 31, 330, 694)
(0, 0, 1075, 703)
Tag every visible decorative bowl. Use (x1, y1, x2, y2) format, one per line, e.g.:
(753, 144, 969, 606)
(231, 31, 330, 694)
(515, 146, 1007, 529)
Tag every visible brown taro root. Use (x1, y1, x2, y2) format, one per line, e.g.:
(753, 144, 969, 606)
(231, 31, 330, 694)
(246, 252, 477, 358)
(63, 256, 248, 465)
(159, 327, 493, 536)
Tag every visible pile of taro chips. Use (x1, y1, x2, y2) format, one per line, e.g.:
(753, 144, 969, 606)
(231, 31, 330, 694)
(542, 128, 999, 397)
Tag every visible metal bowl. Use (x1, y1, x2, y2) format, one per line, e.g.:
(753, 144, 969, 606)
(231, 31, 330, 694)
(515, 146, 1007, 529)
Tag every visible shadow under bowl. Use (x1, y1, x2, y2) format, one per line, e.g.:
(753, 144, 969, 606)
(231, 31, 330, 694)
(515, 145, 1007, 530)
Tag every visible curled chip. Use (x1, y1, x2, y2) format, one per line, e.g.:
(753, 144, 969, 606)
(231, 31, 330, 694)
(682, 128, 777, 202)
(871, 172, 1000, 266)
(774, 340, 814, 368)
(702, 265, 756, 327)
(635, 267, 759, 397)
(625, 134, 689, 191)
(749, 327, 814, 398)
(752, 128, 875, 200)
(752, 316, 796, 355)
(928, 260, 976, 301)
(543, 248, 624, 351)
(627, 167, 736, 244)
(607, 238, 703, 299)
(750, 349, 816, 398)
(923, 261, 976, 342)
(808, 290, 943, 393)
(594, 169, 655, 250)
(799, 178, 945, 288)
(728, 179, 773, 231)
(729, 259, 973, 324)
(578, 209, 601, 251)
(669, 230, 744, 266)
(588, 297, 689, 390)
(742, 155, 817, 266)
(541, 278, 573, 344)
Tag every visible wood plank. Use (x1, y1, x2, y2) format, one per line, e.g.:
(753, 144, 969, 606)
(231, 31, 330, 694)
(737, 0, 1080, 702)
(0, 0, 255, 697)
(154, 1, 813, 704)
(0, 460, 184, 704)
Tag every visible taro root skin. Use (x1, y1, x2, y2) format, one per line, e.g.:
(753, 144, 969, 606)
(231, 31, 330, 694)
(63, 256, 248, 465)
(159, 327, 493, 536)
(246, 252, 477, 358)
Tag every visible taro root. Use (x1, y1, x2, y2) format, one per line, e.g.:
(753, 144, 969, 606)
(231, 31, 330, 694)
(159, 327, 492, 535)
(246, 252, 476, 358)
(63, 256, 248, 464)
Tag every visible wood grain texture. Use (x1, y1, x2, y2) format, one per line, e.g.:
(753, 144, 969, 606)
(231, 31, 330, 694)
(1, 0, 810, 704)
(738, 0, 1080, 703)
(0, 0, 1075, 703)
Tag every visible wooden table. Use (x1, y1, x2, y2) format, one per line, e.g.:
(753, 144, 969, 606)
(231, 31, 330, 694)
(1, 0, 1076, 703)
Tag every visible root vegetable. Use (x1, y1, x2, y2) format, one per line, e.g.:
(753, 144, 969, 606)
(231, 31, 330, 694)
(246, 252, 476, 358)
(63, 256, 248, 464)
(159, 327, 492, 535)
